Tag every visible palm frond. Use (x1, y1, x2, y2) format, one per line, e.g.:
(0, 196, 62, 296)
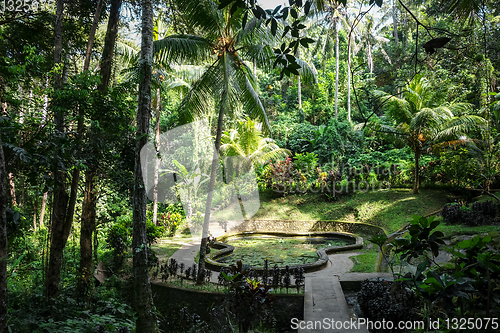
(411, 107, 452, 133)
(237, 16, 269, 43)
(153, 34, 213, 64)
(176, 0, 224, 38)
(296, 58, 318, 86)
(446, 102, 474, 116)
(116, 41, 140, 66)
(242, 44, 275, 71)
(220, 116, 289, 166)
(249, 144, 290, 165)
(177, 59, 224, 124)
(233, 62, 271, 134)
(434, 115, 487, 141)
(374, 90, 412, 125)
(173, 65, 206, 83)
(220, 140, 246, 158)
(445, 0, 480, 24)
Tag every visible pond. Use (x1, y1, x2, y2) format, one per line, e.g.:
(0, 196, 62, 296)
(217, 235, 353, 266)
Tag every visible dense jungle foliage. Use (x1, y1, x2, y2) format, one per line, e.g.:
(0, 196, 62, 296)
(0, 0, 499, 332)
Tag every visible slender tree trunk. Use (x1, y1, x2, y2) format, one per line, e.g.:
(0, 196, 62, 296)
(347, 28, 351, 122)
(133, 1, 158, 331)
(46, 0, 70, 300)
(98, 0, 122, 91)
(296, 48, 302, 109)
(42, 76, 49, 122)
(197, 54, 229, 285)
(65, 159, 80, 244)
(77, 0, 117, 299)
(153, 88, 161, 226)
(0, 97, 9, 333)
(334, 17, 339, 119)
(368, 42, 373, 75)
(33, 195, 38, 230)
(93, 229, 98, 264)
(8, 172, 16, 206)
(413, 147, 420, 194)
(78, 170, 96, 297)
(392, 0, 399, 46)
(83, 0, 104, 71)
(321, 26, 330, 73)
(39, 191, 47, 227)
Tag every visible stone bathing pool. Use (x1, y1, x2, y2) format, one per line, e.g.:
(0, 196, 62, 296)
(205, 231, 363, 273)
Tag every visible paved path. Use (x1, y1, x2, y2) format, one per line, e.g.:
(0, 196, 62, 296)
(300, 252, 370, 333)
(167, 218, 227, 283)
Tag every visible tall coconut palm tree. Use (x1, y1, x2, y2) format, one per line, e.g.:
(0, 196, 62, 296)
(132, 0, 159, 331)
(153, 0, 278, 283)
(372, 75, 486, 194)
(310, 1, 347, 119)
(354, 11, 392, 76)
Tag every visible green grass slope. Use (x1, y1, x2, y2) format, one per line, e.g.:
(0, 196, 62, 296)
(253, 189, 448, 233)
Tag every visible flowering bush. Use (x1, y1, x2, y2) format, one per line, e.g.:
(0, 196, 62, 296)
(261, 157, 297, 194)
(161, 212, 183, 236)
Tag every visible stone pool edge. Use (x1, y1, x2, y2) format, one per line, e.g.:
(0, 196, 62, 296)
(205, 231, 363, 273)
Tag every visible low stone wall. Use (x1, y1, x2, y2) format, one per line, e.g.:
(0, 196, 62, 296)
(205, 231, 363, 273)
(151, 282, 303, 331)
(226, 219, 386, 236)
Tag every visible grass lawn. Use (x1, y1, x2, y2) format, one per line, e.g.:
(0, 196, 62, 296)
(253, 188, 448, 233)
(151, 241, 184, 262)
(152, 222, 194, 262)
(436, 221, 499, 238)
(349, 246, 379, 273)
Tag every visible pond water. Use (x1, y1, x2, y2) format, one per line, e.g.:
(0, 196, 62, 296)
(218, 235, 353, 266)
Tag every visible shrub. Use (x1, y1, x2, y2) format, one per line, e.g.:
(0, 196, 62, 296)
(357, 278, 418, 332)
(435, 148, 478, 188)
(293, 152, 318, 178)
(287, 122, 317, 154)
(315, 116, 362, 164)
(106, 219, 131, 269)
(146, 220, 166, 246)
(260, 157, 297, 194)
(442, 201, 498, 226)
(161, 212, 183, 236)
(441, 203, 462, 224)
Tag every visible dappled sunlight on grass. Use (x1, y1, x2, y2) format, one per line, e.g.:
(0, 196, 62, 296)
(253, 189, 449, 233)
(152, 240, 186, 260)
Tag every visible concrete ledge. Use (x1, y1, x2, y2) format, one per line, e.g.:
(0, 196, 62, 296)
(205, 231, 363, 273)
(339, 273, 394, 291)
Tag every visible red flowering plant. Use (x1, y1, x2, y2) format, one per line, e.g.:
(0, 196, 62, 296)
(261, 157, 298, 195)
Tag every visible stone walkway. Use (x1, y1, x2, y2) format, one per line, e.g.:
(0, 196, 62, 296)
(301, 253, 362, 333)
(299, 252, 393, 333)
(168, 218, 226, 283)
